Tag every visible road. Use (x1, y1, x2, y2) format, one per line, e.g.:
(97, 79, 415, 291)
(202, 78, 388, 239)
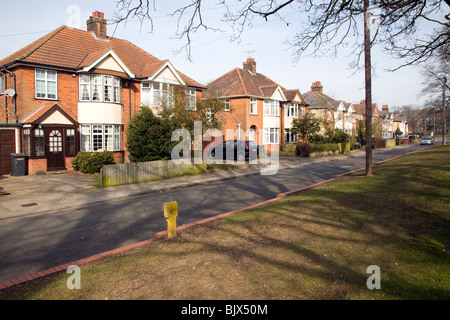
(0, 144, 435, 283)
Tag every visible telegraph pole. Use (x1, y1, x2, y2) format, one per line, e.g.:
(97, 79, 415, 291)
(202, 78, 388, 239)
(443, 76, 447, 145)
(364, 0, 373, 176)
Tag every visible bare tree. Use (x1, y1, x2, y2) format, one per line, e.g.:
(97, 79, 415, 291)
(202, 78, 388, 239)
(421, 41, 450, 143)
(112, 0, 450, 172)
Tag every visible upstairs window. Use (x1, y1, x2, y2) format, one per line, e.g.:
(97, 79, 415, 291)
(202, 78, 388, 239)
(36, 69, 57, 99)
(250, 98, 257, 115)
(224, 99, 231, 112)
(0, 74, 4, 94)
(186, 88, 196, 110)
(263, 100, 279, 116)
(285, 103, 298, 117)
(141, 81, 174, 107)
(79, 74, 121, 103)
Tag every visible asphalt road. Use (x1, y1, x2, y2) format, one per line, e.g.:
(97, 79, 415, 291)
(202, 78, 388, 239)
(0, 143, 435, 283)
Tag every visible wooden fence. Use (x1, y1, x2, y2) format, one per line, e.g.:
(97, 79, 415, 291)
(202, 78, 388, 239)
(100, 159, 207, 187)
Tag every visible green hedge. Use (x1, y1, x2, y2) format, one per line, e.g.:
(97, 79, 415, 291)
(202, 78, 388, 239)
(72, 151, 115, 174)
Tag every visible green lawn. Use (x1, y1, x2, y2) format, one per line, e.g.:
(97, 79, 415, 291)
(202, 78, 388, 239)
(1, 145, 449, 300)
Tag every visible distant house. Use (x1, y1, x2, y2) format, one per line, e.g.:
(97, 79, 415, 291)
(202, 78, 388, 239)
(302, 82, 336, 135)
(203, 58, 308, 151)
(352, 100, 383, 138)
(0, 11, 205, 175)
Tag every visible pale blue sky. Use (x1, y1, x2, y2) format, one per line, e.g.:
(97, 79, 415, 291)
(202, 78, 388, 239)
(1, 0, 445, 109)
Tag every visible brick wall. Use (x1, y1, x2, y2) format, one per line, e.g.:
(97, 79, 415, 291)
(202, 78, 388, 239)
(28, 158, 47, 175)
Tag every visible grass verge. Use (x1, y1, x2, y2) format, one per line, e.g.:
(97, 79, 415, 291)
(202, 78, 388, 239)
(1, 145, 449, 300)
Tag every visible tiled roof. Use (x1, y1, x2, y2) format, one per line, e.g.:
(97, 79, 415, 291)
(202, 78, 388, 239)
(205, 67, 284, 98)
(22, 103, 54, 123)
(0, 26, 205, 88)
(302, 91, 337, 110)
(204, 67, 306, 104)
(353, 102, 379, 116)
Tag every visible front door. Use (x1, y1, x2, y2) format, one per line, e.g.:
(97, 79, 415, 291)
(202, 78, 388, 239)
(47, 128, 65, 170)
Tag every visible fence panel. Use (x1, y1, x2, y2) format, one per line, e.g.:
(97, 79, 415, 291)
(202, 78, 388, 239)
(101, 160, 206, 187)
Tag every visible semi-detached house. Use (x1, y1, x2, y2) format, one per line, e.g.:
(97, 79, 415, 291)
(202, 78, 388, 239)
(0, 11, 205, 175)
(204, 58, 308, 152)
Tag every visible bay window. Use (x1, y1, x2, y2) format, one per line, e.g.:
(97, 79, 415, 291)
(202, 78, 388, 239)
(142, 81, 175, 107)
(80, 124, 122, 152)
(285, 129, 298, 143)
(79, 74, 121, 103)
(285, 103, 298, 117)
(263, 100, 279, 116)
(263, 128, 279, 144)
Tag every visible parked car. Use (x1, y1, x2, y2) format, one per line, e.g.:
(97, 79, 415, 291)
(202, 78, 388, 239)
(420, 137, 434, 145)
(209, 139, 258, 162)
(354, 142, 362, 149)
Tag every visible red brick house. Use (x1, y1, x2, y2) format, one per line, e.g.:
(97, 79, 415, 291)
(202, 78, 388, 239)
(302, 81, 337, 135)
(203, 58, 308, 152)
(0, 11, 205, 175)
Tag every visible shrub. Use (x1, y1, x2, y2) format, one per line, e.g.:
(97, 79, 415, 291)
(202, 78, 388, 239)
(296, 142, 314, 157)
(313, 143, 339, 152)
(72, 151, 115, 174)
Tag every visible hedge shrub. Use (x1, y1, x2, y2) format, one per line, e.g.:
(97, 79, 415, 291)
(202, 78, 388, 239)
(72, 151, 115, 174)
(296, 142, 314, 157)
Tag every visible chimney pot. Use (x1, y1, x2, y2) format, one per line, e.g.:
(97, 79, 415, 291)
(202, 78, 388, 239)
(243, 58, 256, 74)
(311, 81, 323, 94)
(87, 11, 107, 39)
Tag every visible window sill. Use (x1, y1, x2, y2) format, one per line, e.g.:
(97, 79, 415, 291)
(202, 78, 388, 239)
(78, 100, 123, 105)
(34, 97, 59, 101)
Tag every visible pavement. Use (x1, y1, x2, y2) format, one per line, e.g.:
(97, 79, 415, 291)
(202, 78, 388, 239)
(0, 149, 369, 221)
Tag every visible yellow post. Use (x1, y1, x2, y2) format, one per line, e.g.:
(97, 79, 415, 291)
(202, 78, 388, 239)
(163, 201, 178, 238)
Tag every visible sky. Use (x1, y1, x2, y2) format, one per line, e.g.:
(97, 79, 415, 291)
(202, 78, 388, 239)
(1, 0, 447, 109)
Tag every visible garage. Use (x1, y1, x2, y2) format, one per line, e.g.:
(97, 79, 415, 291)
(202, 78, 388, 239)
(0, 129, 16, 175)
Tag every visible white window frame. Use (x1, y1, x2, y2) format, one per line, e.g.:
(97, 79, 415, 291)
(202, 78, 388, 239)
(0, 74, 4, 95)
(285, 103, 298, 117)
(80, 124, 122, 152)
(141, 81, 175, 107)
(250, 98, 257, 115)
(79, 74, 121, 103)
(263, 99, 279, 116)
(35, 69, 57, 100)
(284, 128, 298, 143)
(224, 99, 231, 112)
(263, 128, 279, 144)
(186, 88, 197, 110)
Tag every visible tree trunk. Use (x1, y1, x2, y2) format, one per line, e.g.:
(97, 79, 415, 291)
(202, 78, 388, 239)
(364, 0, 373, 176)
(443, 76, 447, 145)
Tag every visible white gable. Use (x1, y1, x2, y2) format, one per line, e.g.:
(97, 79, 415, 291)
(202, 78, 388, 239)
(96, 56, 127, 74)
(271, 87, 286, 101)
(82, 49, 135, 78)
(41, 110, 73, 125)
(149, 61, 186, 86)
(153, 66, 182, 85)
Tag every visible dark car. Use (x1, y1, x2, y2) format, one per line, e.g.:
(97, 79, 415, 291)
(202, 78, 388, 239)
(209, 139, 258, 162)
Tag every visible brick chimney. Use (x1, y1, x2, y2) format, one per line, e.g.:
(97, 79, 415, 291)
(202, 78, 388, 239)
(382, 105, 389, 113)
(243, 58, 256, 74)
(311, 81, 323, 94)
(87, 11, 107, 39)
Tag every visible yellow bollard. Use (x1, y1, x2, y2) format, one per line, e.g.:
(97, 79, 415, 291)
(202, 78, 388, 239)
(163, 201, 178, 238)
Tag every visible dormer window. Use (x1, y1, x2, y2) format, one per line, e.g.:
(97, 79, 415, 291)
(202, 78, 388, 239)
(79, 73, 121, 103)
